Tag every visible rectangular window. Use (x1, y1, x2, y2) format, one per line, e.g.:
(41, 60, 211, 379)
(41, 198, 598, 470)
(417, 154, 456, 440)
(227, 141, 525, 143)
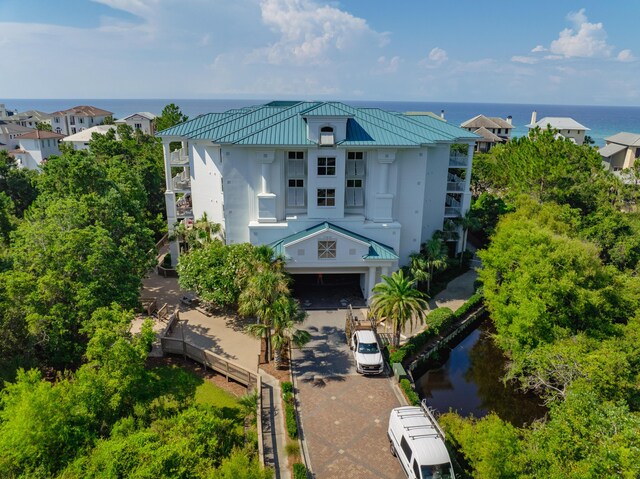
(346, 179, 364, 207)
(287, 151, 305, 207)
(318, 240, 336, 259)
(135, 123, 142, 129)
(317, 157, 336, 175)
(317, 188, 335, 207)
(346, 152, 365, 207)
(400, 436, 412, 462)
(79, 118, 84, 124)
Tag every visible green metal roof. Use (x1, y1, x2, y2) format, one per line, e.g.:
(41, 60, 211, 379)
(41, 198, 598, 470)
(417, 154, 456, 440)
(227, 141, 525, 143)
(157, 101, 479, 146)
(269, 222, 398, 261)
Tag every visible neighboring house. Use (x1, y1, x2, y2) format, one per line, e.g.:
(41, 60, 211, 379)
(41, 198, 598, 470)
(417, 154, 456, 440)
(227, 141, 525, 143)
(158, 101, 478, 301)
(0, 121, 35, 151)
(599, 132, 640, 172)
(14, 110, 54, 129)
(526, 111, 589, 145)
(460, 114, 514, 152)
(0, 104, 17, 121)
(61, 125, 117, 150)
(115, 112, 156, 135)
(50, 105, 113, 136)
(9, 130, 64, 170)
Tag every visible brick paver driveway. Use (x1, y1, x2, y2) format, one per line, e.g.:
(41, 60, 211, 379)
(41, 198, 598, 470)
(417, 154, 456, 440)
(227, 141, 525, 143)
(292, 309, 405, 479)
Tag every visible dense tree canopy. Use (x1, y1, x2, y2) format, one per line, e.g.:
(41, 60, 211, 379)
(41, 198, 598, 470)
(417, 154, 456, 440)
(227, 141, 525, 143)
(155, 103, 189, 132)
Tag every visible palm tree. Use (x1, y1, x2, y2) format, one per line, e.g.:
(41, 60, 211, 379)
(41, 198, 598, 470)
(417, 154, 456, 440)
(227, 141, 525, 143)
(168, 213, 222, 252)
(408, 252, 429, 290)
(456, 210, 480, 265)
(421, 237, 448, 293)
(239, 268, 290, 363)
(369, 270, 429, 348)
(270, 297, 311, 368)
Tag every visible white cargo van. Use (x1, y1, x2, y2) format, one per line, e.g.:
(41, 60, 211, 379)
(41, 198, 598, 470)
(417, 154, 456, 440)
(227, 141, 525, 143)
(388, 400, 455, 479)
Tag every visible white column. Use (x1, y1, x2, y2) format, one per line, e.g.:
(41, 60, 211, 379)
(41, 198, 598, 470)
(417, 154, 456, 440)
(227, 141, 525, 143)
(163, 141, 172, 190)
(378, 162, 389, 193)
(261, 162, 270, 194)
(367, 266, 378, 302)
(381, 266, 390, 278)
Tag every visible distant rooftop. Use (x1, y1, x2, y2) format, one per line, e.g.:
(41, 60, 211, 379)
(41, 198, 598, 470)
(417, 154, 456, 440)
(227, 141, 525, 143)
(527, 117, 589, 131)
(17, 130, 65, 140)
(62, 125, 116, 142)
(116, 112, 156, 122)
(461, 114, 513, 130)
(52, 105, 113, 117)
(604, 132, 640, 147)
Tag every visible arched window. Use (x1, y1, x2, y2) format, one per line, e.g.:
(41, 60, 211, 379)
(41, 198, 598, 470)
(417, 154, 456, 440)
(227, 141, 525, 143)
(320, 126, 334, 146)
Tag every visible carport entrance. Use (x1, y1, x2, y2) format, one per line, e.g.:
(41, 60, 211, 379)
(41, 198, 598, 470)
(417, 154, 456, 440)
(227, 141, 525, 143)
(290, 273, 365, 309)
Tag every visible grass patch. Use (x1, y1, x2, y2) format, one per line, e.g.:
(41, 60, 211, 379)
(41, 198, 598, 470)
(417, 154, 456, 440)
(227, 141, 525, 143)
(194, 380, 239, 409)
(148, 365, 239, 409)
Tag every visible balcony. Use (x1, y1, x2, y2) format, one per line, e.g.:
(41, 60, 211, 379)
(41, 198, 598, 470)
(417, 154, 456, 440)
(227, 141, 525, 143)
(449, 153, 468, 167)
(445, 194, 462, 217)
(176, 196, 193, 218)
(172, 171, 191, 191)
(447, 173, 466, 192)
(170, 147, 189, 166)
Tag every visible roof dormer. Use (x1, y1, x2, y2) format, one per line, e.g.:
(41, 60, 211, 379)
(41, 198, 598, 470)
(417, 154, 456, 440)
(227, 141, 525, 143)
(301, 102, 353, 146)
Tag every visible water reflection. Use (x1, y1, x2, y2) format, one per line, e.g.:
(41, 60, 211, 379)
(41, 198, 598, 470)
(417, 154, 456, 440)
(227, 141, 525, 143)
(414, 321, 547, 427)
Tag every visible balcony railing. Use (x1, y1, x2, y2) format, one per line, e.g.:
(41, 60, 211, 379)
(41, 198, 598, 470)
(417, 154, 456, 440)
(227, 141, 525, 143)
(447, 173, 466, 192)
(445, 206, 462, 216)
(170, 147, 189, 166)
(172, 172, 191, 191)
(449, 153, 468, 167)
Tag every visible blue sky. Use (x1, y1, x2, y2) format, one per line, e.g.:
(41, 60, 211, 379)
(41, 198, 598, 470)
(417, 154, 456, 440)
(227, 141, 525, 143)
(1, 0, 638, 105)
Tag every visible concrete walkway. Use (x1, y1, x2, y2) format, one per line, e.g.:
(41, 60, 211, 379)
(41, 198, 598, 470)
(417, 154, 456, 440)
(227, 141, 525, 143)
(139, 273, 260, 371)
(402, 265, 478, 338)
(261, 372, 290, 479)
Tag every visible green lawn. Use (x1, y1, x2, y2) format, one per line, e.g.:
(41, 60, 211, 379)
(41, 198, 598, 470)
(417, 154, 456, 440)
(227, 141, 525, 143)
(148, 364, 240, 410)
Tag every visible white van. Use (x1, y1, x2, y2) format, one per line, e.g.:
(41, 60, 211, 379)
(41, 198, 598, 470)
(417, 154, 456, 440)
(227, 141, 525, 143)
(388, 400, 455, 479)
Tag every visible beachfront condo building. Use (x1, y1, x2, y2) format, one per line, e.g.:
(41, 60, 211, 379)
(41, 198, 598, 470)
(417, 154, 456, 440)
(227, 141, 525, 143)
(460, 114, 514, 153)
(115, 112, 157, 135)
(158, 101, 478, 301)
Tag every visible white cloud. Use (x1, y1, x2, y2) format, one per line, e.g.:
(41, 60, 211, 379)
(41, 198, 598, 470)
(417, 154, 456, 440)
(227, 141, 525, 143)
(419, 47, 448, 68)
(373, 55, 400, 75)
(251, 0, 388, 65)
(511, 55, 537, 64)
(428, 47, 448, 63)
(617, 49, 635, 62)
(531, 45, 546, 53)
(549, 9, 612, 58)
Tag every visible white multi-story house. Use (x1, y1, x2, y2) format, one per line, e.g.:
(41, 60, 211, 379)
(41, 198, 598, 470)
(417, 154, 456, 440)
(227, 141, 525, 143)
(0, 121, 34, 151)
(526, 111, 589, 145)
(10, 130, 64, 170)
(61, 125, 117, 151)
(158, 101, 478, 300)
(460, 114, 514, 153)
(51, 105, 113, 136)
(115, 112, 156, 135)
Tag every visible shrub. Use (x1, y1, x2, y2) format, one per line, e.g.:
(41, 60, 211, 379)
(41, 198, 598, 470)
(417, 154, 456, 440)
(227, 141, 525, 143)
(162, 253, 172, 268)
(400, 378, 420, 406)
(285, 440, 300, 459)
(389, 348, 407, 364)
(293, 462, 307, 479)
(426, 307, 455, 332)
(281, 381, 293, 395)
(285, 402, 298, 439)
(453, 292, 483, 318)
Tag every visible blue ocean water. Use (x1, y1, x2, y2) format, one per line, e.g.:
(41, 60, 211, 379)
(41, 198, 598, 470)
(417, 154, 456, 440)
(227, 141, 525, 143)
(3, 98, 640, 147)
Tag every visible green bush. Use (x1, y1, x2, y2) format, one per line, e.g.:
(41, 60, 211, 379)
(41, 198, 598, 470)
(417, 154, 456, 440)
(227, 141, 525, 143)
(285, 402, 298, 439)
(281, 381, 293, 395)
(453, 292, 483, 319)
(400, 378, 420, 406)
(293, 462, 307, 479)
(282, 391, 293, 404)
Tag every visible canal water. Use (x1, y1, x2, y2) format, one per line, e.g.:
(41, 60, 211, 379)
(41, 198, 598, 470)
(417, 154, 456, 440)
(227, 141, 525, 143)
(414, 320, 547, 427)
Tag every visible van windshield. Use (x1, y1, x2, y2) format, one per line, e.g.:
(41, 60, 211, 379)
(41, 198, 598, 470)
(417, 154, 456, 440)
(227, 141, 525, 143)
(358, 342, 379, 354)
(421, 463, 453, 479)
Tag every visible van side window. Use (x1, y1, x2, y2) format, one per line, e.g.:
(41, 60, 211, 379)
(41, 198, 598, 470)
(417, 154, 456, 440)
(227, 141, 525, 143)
(413, 460, 421, 478)
(400, 436, 412, 462)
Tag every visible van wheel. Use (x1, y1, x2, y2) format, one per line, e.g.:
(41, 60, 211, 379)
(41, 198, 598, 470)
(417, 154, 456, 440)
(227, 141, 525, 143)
(389, 441, 397, 457)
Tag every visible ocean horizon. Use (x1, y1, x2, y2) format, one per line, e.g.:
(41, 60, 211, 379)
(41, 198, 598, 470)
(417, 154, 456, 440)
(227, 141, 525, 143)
(3, 98, 640, 147)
